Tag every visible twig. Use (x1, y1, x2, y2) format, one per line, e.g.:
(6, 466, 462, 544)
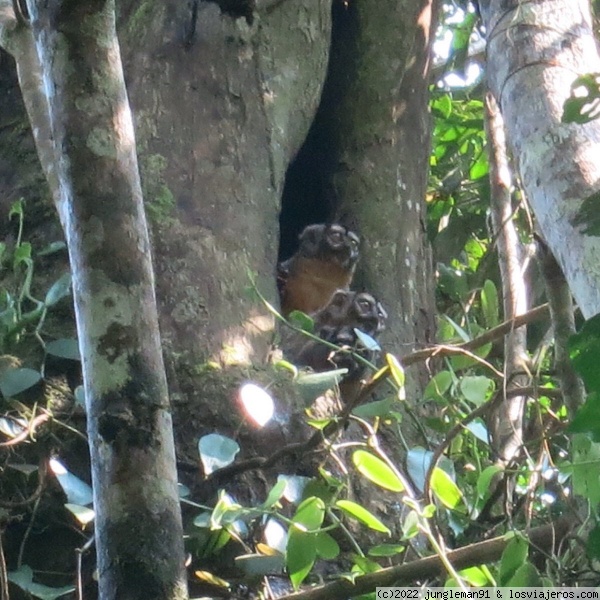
(0, 528, 9, 600)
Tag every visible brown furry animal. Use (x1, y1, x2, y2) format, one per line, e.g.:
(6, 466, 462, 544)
(278, 224, 360, 317)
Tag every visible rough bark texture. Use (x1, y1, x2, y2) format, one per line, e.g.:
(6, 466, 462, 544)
(1, 0, 188, 598)
(480, 0, 600, 319)
(0, 0, 437, 590)
(118, 0, 331, 367)
(326, 0, 436, 386)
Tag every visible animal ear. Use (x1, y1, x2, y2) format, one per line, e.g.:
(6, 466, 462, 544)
(298, 224, 324, 246)
(329, 289, 350, 307)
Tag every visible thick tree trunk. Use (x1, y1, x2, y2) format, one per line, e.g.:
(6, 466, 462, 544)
(119, 0, 332, 366)
(480, 0, 600, 319)
(326, 0, 436, 376)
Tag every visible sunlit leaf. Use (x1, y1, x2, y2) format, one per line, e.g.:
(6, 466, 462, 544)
(49, 460, 93, 506)
(335, 500, 390, 534)
(278, 474, 312, 504)
(352, 450, 404, 492)
(430, 467, 465, 510)
(194, 570, 230, 588)
(65, 503, 95, 526)
(238, 382, 274, 427)
(264, 518, 287, 554)
(198, 434, 240, 475)
(460, 375, 493, 406)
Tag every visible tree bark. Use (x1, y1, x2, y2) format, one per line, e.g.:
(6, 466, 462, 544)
(1, 1, 188, 598)
(326, 0, 437, 379)
(480, 0, 600, 319)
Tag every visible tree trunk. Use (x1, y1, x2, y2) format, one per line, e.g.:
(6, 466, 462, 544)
(1, 1, 187, 598)
(480, 0, 600, 319)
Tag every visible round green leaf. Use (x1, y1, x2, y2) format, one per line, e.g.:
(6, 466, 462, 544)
(292, 496, 325, 530)
(315, 531, 339, 559)
(459, 375, 493, 406)
(0, 368, 42, 397)
(46, 338, 80, 361)
(198, 433, 240, 475)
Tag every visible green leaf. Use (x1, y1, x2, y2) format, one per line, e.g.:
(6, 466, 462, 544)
(335, 500, 390, 534)
(37, 241, 67, 257)
(423, 370, 453, 403)
(352, 398, 394, 419)
(587, 525, 600, 560)
(44, 272, 72, 307)
(563, 73, 600, 125)
(476, 465, 503, 500)
(235, 553, 285, 576)
(45, 338, 80, 361)
(570, 435, 600, 504)
(480, 279, 499, 328)
(287, 528, 317, 590)
(292, 496, 325, 531)
(386, 354, 405, 389)
(352, 450, 404, 492)
(570, 314, 600, 391)
(9, 199, 24, 220)
(315, 531, 340, 559)
(198, 434, 240, 475)
(430, 467, 464, 510)
(570, 391, 600, 441)
(295, 369, 348, 403)
(8, 565, 75, 600)
(499, 535, 529, 585)
(13, 242, 32, 268)
(262, 479, 287, 509)
(401, 510, 420, 540)
(287, 310, 314, 332)
(506, 562, 542, 586)
(0, 367, 42, 397)
(367, 543, 405, 557)
(460, 375, 493, 406)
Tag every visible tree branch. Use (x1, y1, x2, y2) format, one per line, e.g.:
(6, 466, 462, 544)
(279, 516, 575, 600)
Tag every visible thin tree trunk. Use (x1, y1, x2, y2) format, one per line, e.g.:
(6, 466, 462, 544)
(0, 1, 188, 598)
(485, 92, 528, 466)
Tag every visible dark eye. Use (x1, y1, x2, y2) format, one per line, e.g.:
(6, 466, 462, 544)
(357, 299, 372, 313)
